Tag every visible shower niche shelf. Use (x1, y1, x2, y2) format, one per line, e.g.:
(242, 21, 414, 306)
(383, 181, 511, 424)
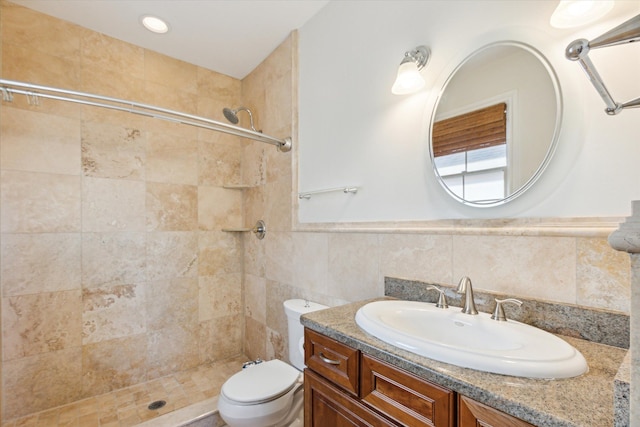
(223, 184, 257, 190)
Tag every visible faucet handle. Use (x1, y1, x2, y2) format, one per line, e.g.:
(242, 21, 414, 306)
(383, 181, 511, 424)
(426, 285, 449, 309)
(491, 298, 523, 321)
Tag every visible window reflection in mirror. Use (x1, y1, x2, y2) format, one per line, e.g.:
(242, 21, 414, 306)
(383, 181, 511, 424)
(429, 42, 561, 207)
(433, 103, 508, 203)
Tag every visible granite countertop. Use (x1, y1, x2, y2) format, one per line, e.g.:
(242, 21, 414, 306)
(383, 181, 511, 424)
(301, 298, 628, 427)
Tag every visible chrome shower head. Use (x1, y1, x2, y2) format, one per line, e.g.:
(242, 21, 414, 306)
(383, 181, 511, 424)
(222, 106, 259, 132)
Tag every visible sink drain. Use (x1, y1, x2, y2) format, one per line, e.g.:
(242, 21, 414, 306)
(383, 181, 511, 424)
(148, 400, 166, 410)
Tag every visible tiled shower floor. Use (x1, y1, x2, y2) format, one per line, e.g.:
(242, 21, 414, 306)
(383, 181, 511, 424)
(2, 355, 244, 427)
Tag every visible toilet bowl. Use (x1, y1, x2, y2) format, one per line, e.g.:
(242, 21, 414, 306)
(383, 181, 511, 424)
(218, 299, 328, 427)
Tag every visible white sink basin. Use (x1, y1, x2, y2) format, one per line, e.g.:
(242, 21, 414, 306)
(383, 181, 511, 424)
(355, 300, 588, 379)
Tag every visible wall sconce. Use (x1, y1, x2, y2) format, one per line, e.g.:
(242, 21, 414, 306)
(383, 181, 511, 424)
(391, 45, 431, 95)
(550, 0, 613, 28)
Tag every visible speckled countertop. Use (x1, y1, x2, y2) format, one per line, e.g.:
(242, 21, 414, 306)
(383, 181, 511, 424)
(301, 298, 628, 427)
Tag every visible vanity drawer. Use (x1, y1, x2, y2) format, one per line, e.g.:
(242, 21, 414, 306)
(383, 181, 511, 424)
(361, 354, 454, 427)
(304, 328, 359, 396)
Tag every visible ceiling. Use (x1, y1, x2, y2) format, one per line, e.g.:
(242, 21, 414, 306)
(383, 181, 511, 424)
(12, 0, 330, 80)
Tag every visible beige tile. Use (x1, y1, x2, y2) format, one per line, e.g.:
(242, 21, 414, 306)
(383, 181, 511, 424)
(1, 233, 81, 296)
(144, 80, 197, 116)
(81, 177, 146, 232)
(267, 326, 286, 362)
(452, 235, 577, 303)
(145, 51, 198, 94)
(146, 277, 198, 331)
(576, 237, 631, 312)
(2, 43, 80, 91)
(82, 284, 146, 344)
(198, 231, 242, 276)
(1, 170, 81, 233)
(327, 233, 381, 302)
(146, 231, 198, 280)
(198, 273, 242, 322)
(146, 132, 198, 185)
(80, 31, 144, 81)
(81, 232, 146, 288)
(196, 67, 241, 102)
(1, 1, 83, 61)
(198, 314, 243, 363)
(241, 143, 266, 187)
(197, 186, 242, 230)
(265, 231, 294, 284)
(3, 347, 82, 420)
(81, 121, 146, 180)
(198, 140, 243, 187)
(1, 107, 81, 175)
(3, 290, 82, 361)
(243, 229, 267, 277)
(82, 334, 147, 397)
(147, 325, 199, 380)
(244, 274, 267, 323)
(146, 182, 198, 231)
(244, 316, 266, 361)
(263, 174, 292, 231)
(379, 233, 453, 285)
(292, 232, 328, 295)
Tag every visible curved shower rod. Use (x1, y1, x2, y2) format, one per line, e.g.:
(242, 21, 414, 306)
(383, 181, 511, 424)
(566, 14, 640, 115)
(0, 78, 292, 152)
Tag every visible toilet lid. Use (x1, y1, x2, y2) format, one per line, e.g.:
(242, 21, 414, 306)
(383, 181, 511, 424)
(221, 359, 301, 404)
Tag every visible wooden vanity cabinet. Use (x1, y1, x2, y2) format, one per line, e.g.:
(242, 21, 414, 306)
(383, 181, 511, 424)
(458, 395, 535, 427)
(304, 328, 538, 427)
(305, 370, 396, 427)
(304, 328, 454, 427)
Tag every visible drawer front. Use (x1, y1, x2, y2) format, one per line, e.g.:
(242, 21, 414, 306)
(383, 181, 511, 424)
(304, 370, 397, 427)
(305, 328, 359, 396)
(458, 395, 536, 427)
(361, 354, 454, 427)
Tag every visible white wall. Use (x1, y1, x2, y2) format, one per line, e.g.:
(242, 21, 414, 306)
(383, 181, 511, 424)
(298, 0, 640, 223)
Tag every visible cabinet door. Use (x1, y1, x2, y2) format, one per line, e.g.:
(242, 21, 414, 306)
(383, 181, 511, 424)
(361, 355, 454, 427)
(305, 370, 397, 427)
(458, 395, 536, 427)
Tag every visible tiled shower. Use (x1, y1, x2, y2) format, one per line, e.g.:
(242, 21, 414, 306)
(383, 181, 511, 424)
(0, 0, 298, 421)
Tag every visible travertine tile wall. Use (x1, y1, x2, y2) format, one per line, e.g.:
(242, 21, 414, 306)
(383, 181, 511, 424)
(240, 34, 632, 367)
(0, 1, 244, 420)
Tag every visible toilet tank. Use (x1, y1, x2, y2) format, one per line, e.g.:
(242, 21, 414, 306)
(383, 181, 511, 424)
(283, 299, 328, 370)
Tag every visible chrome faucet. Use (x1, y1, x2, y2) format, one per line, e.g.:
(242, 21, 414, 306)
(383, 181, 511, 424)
(456, 276, 478, 315)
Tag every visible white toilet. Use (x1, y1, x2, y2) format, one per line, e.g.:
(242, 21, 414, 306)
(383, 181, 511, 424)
(218, 299, 328, 427)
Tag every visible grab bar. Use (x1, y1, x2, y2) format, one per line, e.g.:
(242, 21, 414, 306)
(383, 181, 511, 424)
(565, 14, 640, 115)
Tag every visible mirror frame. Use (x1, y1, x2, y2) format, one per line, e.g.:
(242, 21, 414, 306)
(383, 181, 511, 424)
(428, 41, 563, 207)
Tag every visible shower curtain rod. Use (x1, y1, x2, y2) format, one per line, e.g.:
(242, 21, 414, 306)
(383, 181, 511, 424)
(0, 78, 292, 152)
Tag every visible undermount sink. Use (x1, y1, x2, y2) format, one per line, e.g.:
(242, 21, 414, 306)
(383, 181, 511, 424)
(355, 300, 588, 379)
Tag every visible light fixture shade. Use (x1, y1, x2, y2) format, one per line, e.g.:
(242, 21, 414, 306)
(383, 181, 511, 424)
(550, 0, 614, 28)
(392, 61, 426, 95)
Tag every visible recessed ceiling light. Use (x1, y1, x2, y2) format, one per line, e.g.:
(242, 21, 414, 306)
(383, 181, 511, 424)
(140, 15, 170, 34)
(550, 0, 614, 29)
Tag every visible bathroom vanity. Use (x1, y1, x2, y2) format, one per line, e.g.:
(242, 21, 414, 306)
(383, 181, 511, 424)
(301, 298, 628, 427)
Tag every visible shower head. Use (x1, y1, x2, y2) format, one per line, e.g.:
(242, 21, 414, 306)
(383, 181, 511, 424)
(222, 106, 259, 132)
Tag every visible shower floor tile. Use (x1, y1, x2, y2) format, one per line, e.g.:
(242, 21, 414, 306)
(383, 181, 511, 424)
(2, 355, 245, 427)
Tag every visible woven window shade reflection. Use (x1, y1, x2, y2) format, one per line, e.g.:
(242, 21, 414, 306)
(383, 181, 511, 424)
(432, 103, 507, 157)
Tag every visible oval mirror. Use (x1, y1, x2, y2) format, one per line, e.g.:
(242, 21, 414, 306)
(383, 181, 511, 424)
(429, 41, 562, 207)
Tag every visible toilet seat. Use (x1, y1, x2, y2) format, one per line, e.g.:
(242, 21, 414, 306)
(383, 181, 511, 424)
(221, 359, 301, 405)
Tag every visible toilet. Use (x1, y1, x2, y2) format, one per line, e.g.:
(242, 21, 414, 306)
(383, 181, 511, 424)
(218, 299, 328, 427)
